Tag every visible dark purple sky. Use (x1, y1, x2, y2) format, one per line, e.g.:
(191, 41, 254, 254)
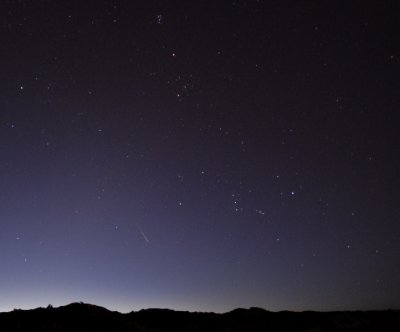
(0, 1, 399, 313)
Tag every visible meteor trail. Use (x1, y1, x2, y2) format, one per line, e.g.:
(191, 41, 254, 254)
(136, 224, 150, 243)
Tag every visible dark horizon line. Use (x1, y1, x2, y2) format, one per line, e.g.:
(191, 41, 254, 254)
(3, 301, 399, 315)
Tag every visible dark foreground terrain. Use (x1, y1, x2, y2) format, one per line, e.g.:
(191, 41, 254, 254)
(0, 302, 399, 331)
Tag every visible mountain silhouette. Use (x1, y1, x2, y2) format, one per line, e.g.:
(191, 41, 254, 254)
(0, 302, 399, 331)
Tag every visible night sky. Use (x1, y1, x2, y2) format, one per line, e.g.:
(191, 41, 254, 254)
(1, 1, 399, 313)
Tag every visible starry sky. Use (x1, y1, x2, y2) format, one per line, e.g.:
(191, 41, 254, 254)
(1, 1, 399, 313)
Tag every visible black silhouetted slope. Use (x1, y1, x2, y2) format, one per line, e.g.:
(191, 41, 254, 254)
(0, 303, 128, 332)
(0, 302, 399, 332)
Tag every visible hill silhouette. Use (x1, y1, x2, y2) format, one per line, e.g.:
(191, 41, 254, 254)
(0, 302, 399, 331)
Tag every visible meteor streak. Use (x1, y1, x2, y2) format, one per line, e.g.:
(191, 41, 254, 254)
(136, 224, 150, 243)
